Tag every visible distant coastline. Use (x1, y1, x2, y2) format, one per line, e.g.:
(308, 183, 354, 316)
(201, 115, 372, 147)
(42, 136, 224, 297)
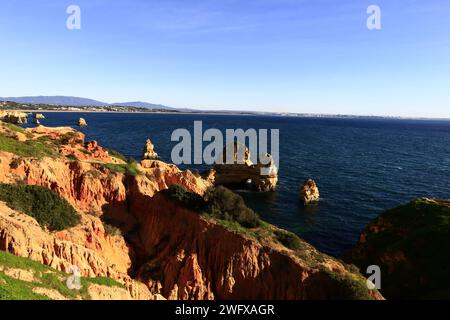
(1, 96, 450, 121)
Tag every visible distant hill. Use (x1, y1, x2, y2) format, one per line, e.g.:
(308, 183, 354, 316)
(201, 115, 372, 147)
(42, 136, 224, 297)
(0, 96, 106, 106)
(0, 96, 174, 110)
(111, 101, 177, 110)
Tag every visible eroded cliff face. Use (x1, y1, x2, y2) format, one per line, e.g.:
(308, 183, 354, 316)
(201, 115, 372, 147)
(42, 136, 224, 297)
(0, 124, 382, 300)
(123, 182, 383, 300)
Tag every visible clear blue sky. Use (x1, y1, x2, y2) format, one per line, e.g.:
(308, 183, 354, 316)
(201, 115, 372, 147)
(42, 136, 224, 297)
(0, 0, 449, 117)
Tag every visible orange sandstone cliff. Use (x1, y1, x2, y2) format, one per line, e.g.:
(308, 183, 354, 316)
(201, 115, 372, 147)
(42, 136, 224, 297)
(0, 123, 382, 300)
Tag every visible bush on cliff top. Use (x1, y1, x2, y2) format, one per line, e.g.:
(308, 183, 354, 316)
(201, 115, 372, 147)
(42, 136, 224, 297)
(0, 184, 80, 231)
(165, 184, 207, 212)
(101, 162, 142, 176)
(165, 185, 262, 229)
(206, 186, 262, 228)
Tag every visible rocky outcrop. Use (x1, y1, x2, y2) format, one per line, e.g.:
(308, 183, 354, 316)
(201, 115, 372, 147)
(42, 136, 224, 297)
(34, 113, 45, 119)
(345, 198, 450, 300)
(78, 118, 87, 127)
(0, 124, 382, 300)
(124, 190, 381, 300)
(213, 143, 278, 192)
(299, 179, 320, 204)
(142, 139, 158, 160)
(0, 111, 28, 124)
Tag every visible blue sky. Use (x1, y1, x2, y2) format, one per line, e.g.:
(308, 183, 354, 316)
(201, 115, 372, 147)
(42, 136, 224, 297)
(0, 0, 449, 117)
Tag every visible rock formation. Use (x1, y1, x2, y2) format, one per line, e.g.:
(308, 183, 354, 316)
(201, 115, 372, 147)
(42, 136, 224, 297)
(213, 143, 278, 192)
(0, 123, 382, 300)
(142, 139, 158, 159)
(78, 117, 87, 127)
(0, 111, 28, 124)
(299, 179, 320, 204)
(34, 113, 45, 119)
(345, 198, 450, 300)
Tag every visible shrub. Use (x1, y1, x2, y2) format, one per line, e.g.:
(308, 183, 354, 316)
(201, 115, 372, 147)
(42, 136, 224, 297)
(106, 148, 128, 162)
(0, 184, 80, 231)
(206, 186, 261, 228)
(58, 132, 78, 146)
(102, 222, 122, 237)
(66, 154, 78, 161)
(274, 230, 303, 250)
(101, 163, 142, 176)
(165, 184, 206, 212)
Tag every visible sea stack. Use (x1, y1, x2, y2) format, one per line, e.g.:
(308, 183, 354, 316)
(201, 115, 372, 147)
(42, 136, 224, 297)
(78, 117, 87, 127)
(213, 142, 278, 192)
(34, 113, 45, 119)
(142, 138, 158, 159)
(299, 179, 320, 204)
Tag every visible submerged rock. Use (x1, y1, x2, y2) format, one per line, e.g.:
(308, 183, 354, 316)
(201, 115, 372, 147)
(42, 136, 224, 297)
(299, 179, 320, 204)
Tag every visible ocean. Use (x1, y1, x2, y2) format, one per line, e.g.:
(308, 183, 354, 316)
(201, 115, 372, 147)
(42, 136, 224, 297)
(33, 112, 450, 257)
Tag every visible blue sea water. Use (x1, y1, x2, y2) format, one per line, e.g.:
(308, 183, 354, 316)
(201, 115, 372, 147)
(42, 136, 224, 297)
(35, 112, 450, 257)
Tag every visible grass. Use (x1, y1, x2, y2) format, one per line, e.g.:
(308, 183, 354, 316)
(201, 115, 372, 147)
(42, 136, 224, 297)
(0, 135, 57, 158)
(106, 148, 128, 162)
(2, 122, 27, 135)
(0, 184, 80, 231)
(101, 163, 142, 176)
(0, 250, 123, 300)
(320, 269, 375, 300)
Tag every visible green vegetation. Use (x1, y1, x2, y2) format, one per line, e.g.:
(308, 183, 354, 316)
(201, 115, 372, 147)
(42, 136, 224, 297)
(2, 122, 27, 135)
(0, 184, 80, 231)
(0, 250, 123, 300)
(66, 153, 78, 161)
(346, 198, 450, 299)
(107, 148, 128, 162)
(165, 184, 207, 212)
(206, 186, 262, 228)
(0, 135, 57, 158)
(102, 222, 122, 237)
(320, 269, 375, 300)
(58, 131, 80, 146)
(165, 185, 261, 229)
(101, 162, 142, 176)
(274, 230, 303, 251)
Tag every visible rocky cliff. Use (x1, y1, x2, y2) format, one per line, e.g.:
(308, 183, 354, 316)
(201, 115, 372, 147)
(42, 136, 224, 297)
(0, 123, 382, 300)
(345, 198, 450, 299)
